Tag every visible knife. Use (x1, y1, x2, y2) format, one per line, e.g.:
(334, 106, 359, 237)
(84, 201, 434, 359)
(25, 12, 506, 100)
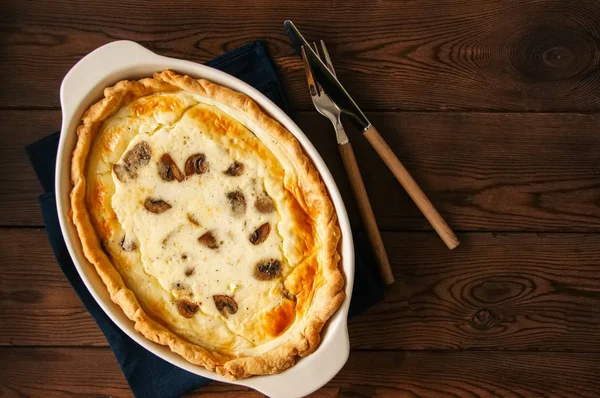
(284, 20, 460, 250)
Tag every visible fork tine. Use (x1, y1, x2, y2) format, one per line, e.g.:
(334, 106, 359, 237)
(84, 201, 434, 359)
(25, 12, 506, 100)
(319, 40, 337, 77)
(300, 46, 318, 98)
(311, 42, 325, 95)
(312, 41, 321, 59)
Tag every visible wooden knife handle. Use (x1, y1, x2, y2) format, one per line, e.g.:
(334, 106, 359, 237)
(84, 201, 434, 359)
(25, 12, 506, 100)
(339, 141, 395, 285)
(363, 125, 460, 250)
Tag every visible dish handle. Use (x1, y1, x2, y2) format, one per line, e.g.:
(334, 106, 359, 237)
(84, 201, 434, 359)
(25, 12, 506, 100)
(247, 320, 350, 398)
(60, 40, 161, 123)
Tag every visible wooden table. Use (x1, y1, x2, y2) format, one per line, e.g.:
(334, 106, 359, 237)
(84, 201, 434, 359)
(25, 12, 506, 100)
(2, 0, 600, 396)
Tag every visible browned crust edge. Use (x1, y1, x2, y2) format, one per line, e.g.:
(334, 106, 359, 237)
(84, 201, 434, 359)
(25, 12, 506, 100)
(70, 70, 345, 379)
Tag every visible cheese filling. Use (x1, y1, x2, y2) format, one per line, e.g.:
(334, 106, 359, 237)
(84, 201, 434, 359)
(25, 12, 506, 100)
(98, 94, 314, 355)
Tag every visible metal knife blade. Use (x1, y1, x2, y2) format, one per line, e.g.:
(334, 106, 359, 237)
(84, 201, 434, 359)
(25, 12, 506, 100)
(284, 20, 371, 131)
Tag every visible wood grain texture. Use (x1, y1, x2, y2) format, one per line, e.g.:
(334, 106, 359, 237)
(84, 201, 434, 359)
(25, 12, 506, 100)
(5, 110, 600, 231)
(0, 228, 107, 346)
(339, 142, 394, 285)
(0, 347, 598, 397)
(3, 228, 599, 352)
(350, 232, 600, 351)
(2, 0, 600, 111)
(0, 111, 56, 226)
(3, 2, 600, 394)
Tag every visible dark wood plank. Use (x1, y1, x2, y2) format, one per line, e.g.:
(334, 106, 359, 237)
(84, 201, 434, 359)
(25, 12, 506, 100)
(2, 0, 600, 111)
(350, 232, 600, 351)
(0, 348, 131, 397)
(4, 110, 600, 231)
(0, 347, 598, 397)
(3, 228, 600, 352)
(0, 111, 56, 226)
(0, 227, 107, 346)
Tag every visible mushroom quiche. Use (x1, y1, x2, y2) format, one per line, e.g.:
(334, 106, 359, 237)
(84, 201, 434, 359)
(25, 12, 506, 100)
(71, 70, 344, 379)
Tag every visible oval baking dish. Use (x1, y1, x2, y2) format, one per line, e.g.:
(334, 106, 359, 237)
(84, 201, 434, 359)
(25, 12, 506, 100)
(55, 40, 354, 397)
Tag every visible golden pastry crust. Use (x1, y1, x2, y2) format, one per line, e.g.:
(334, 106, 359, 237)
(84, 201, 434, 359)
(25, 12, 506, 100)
(70, 70, 345, 379)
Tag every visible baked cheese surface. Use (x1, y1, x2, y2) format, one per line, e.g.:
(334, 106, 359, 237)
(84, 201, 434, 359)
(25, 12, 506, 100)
(72, 71, 343, 379)
(87, 93, 315, 355)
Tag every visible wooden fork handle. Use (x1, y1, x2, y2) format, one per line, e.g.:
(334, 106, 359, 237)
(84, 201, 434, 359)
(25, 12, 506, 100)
(363, 125, 460, 250)
(339, 141, 395, 285)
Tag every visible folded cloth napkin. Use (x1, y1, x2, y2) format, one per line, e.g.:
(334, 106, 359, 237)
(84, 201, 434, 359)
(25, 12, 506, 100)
(27, 40, 384, 398)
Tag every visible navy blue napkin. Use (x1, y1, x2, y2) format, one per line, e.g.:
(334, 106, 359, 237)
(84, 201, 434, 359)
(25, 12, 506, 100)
(27, 40, 383, 398)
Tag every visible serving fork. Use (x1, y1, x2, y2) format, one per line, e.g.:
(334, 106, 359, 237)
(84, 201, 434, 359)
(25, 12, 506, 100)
(287, 21, 459, 255)
(301, 43, 395, 285)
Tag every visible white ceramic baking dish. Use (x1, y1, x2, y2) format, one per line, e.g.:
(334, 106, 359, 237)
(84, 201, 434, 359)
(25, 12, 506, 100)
(55, 40, 354, 397)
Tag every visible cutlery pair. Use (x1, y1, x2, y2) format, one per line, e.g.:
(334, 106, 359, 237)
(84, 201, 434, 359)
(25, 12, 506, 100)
(286, 21, 459, 285)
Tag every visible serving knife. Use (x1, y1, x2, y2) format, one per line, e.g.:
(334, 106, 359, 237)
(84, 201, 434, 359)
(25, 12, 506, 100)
(284, 20, 460, 250)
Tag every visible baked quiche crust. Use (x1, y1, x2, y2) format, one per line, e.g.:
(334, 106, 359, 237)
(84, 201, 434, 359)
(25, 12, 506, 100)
(70, 70, 345, 379)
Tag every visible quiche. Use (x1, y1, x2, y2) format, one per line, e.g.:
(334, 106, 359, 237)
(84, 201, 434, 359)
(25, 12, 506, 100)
(70, 70, 344, 379)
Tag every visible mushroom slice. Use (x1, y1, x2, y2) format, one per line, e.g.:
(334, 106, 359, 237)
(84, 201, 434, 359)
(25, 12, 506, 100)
(254, 259, 282, 281)
(112, 164, 129, 182)
(144, 198, 172, 214)
(120, 236, 137, 251)
(184, 153, 208, 176)
(176, 299, 199, 318)
(123, 141, 151, 169)
(158, 154, 185, 182)
(249, 222, 270, 245)
(113, 142, 152, 181)
(255, 195, 275, 213)
(198, 231, 219, 249)
(224, 161, 244, 176)
(213, 295, 238, 316)
(227, 190, 246, 216)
